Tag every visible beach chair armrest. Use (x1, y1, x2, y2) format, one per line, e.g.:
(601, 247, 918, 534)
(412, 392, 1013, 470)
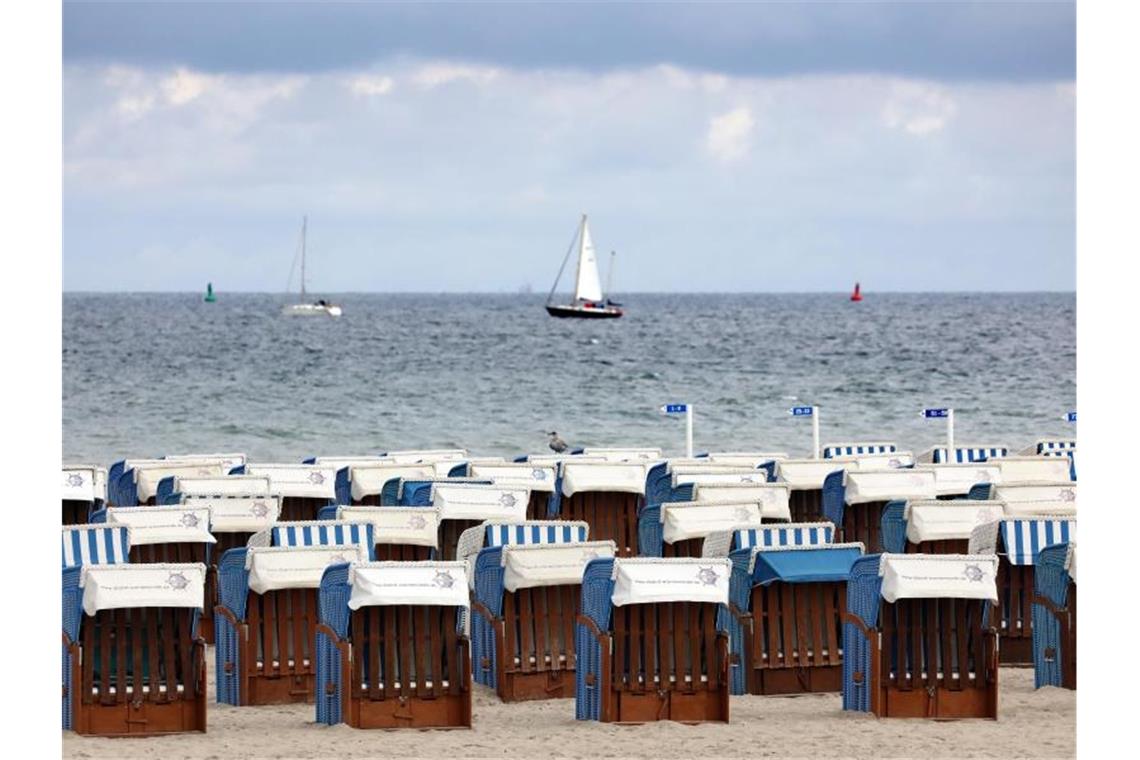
(841, 610, 877, 642)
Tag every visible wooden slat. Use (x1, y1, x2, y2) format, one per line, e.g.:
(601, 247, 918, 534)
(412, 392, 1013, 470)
(430, 607, 445, 693)
(382, 605, 395, 700)
(442, 607, 460, 696)
(398, 606, 414, 698)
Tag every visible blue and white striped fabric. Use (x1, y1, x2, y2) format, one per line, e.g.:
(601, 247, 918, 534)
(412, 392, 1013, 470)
(1000, 519, 1076, 565)
(932, 447, 1009, 464)
(272, 521, 373, 549)
(822, 443, 896, 459)
(61, 525, 130, 568)
(734, 523, 834, 551)
(1037, 440, 1076, 453)
(485, 522, 588, 547)
(1040, 449, 1076, 458)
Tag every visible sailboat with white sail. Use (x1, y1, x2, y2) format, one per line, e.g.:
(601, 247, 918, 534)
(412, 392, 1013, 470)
(545, 214, 624, 319)
(282, 216, 342, 317)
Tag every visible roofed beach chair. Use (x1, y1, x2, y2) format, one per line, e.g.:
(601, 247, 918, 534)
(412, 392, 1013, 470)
(469, 462, 558, 518)
(63, 465, 107, 525)
(704, 451, 789, 467)
(690, 482, 792, 519)
(991, 482, 1077, 516)
(240, 463, 338, 521)
(156, 473, 271, 505)
(1020, 439, 1076, 456)
(638, 500, 767, 558)
(823, 468, 937, 552)
(992, 456, 1074, 486)
(576, 557, 732, 723)
(880, 500, 1007, 555)
(343, 462, 436, 505)
(335, 505, 443, 560)
(114, 459, 229, 506)
(579, 447, 663, 462)
(396, 477, 494, 506)
(643, 460, 700, 506)
(215, 542, 370, 705)
(456, 519, 591, 587)
(971, 515, 1076, 664)
(727, 539, 864, 695)
(558, 462, 649, 556)
(776, 459, 850, 522)
(843, 554, 1000, 719)
(1033, 542, 1076, 689)
(472, 539, 616, 701)
(919, 446, 1009, 464)
(316, 561, 473, 729)
(380, 448, 469, 464)
(408, 483, 532, 560)
(64, 563, 208, 735)
(822, 442, 897, 460)
(929, 463, 1002, 500)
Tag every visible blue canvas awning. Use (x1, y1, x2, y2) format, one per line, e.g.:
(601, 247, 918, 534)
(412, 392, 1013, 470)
(752, 545, 863, 585)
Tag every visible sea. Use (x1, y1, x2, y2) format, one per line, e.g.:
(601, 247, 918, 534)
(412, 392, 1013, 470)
(62, 293, 1075, 464)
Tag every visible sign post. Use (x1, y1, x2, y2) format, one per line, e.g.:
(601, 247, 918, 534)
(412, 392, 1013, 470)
(661, 403, 693, 458)
(790, 405, 819, 459)
(1066, 411, 1076, 423)
(923, 408, 954, 459)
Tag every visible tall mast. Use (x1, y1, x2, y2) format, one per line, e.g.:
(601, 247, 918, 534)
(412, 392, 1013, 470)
(572, 214, 587, 301)
(300, 216, 307, 298)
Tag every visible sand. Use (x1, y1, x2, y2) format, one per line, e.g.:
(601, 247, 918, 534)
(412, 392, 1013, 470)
(63, 651, 1074, 760)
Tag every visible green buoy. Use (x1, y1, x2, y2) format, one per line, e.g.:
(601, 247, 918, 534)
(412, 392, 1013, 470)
(204, 282, 216, 303)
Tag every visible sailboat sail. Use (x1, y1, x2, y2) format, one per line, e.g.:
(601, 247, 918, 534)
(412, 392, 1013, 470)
(573, 218, 604, 302)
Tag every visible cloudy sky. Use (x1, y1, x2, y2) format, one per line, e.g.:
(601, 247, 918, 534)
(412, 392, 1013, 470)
(63, 1, 1075, 292)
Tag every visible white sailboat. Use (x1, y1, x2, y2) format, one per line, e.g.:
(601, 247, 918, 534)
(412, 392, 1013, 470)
(545, 214, 623, 319)
(282, 216, 342, 317)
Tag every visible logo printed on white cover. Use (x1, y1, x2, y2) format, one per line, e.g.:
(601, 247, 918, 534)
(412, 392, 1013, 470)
(308, 471, 326, 485)
(167, 571, 190, 590)
(67, 472, 85, 487)
(697, 566, 720, 586)
(963, 564, 984, 583)
(433, 570, 456, 589)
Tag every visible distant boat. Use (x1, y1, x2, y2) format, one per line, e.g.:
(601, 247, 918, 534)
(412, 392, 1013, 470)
(850, 282, 863, 302)
(282, 216, 342, 317)
(203, 282, 216, 303)
(545, 214, 623, 319)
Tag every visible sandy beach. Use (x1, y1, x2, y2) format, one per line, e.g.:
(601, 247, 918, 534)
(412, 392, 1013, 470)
(63, 652, 1074, 760)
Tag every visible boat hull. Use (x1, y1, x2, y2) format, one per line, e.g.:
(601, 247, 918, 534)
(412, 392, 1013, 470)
(282, 303, 342, 317)
(545, 304, 623, 319)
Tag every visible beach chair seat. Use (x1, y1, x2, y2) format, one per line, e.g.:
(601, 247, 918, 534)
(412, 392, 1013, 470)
(638, 500, 767, 558)
(728, 542, 864, 695)
(557, 462, 648, 557)
(336, 505, 443, 561)
(469, 463, 558, 519)
(316, 561, 472, 729)
(63, 465, 107, 525)
(824, 469, 938, 552)
(843, 554, 999, 719)
(215, 542, 370, 705)
(242, 464, 337, 521)
(471, 540, 616, 701)
(64, 563, 208, 735)
(576, 557, 731, 723)
(1033, 542, 1076, 689)
(880, 500, 1007, 555)
(822, 442, 897, 459)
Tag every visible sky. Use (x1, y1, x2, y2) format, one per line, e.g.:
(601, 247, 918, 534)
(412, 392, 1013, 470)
(62, 1, 1076, 292)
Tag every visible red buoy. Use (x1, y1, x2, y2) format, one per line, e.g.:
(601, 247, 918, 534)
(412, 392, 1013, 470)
(850, 282, 863, 302)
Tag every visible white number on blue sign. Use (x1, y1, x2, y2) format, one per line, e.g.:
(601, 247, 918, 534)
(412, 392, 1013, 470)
(790, 406, 814, 417)
(923, 408, 949, 418)
(662, 404, 688, 414)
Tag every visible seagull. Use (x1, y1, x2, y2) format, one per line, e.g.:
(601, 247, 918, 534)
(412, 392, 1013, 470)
(548, 432, 568, 453)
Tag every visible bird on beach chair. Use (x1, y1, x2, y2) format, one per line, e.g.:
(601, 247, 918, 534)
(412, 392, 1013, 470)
(548, 432, 568, 453)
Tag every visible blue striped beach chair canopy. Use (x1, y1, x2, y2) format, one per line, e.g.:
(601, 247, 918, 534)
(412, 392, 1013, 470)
(579, 447, 663, 462)
(499, 540, 618, 592)
(902, 500, 1007, 545)
(704, 452, 789, 467)
(992, 482, 1076, 516)
(245, 543, 371, 594)
(62, 524, 130, 568)
(336, 506, 442, 548)
(876, 554, 999, 603)
(431, 483, 531, 522)
(691, 482, 792, 521)
(105, 505, 217, 546)
(822, 442, 897, 460)
(993, 457, 1075, 485)
(380, 449, 469, 464)
(457, 519, 590, 586)
(919, 446, 1010, 464)
(775, 459, 851, 490)
(194, 495, 281, 533)
(345, 560, 470, 609)
(731, 521, 836, 552)
(660, 501, 767, 546)
(257, 520, 376, 557)
(244, 463, 338, 499)
(843, 468, 938, 505)
(1019, 439, 1077, 456)
(1039, 448, 1076, 458)
(999, 518, 1076, 565)
(560, 461, 649, 496)
(468, 463, 558, 492)
(63, 465, 107, 503)
(609, 557, 732, 606)
(80, 562, 207, 616)
(929, 463, 1003, 496)
(347, 462, 435, 502)
(748, 543, 864, 585)
(172, 474, 272, 499)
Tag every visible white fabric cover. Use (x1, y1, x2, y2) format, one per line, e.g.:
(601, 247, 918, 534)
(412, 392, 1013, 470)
(383, 449, 468, 464)
(349, 464, 435, 500)
(106, 506, 216, 545)
(245, 464, 337, 499)
(905, 502, 1007, 544)
(705, 452, 788, 466)
(432, 485, 529, 522)
(673, 470, 767, 488)
(994, 483, 1077, 516)
(336, 506, 441, 548)
(878, 554, 999, 603)
(662, 502, 766, 544)
(63, 466, 103, 502)
(524, 454, 607, 465)
(691, 484, 792, 521)
(580, 447, 662, 461)
(851, 452, 916, 469)
(247, 544, 368, 594)
(776, 460, 849, 489)
(844, 469, 938, 504)
(312, 456, 386, 466)
(81, 563, 206, 615)
(348, 561, 470, 609)
(164, 452, 246, 470)
(201, 496, 281, 533)
(430, 457, 504, 476)
(470, 463, 557, 492)
(561, 462, 647, 496)
(611, 558, 732, 607)
(175, 475, 272, 498)
(994, 457, 1073, 485)
(1065, 543, 1076, 583)
(501, 541, 617, 591)
(135, 463, 226, 501)
(930, 464, 1002, 495)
